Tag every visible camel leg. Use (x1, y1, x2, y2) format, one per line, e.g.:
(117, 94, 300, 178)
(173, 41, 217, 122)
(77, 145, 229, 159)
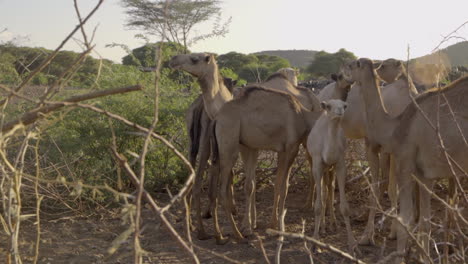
(193, 130, 211, 240)
(304, 148, 315, 210)
(395, 161, 415, 264)
(388, 155, 398, 240)
(277, 146, 300, 228)
(271, 145, 299, 229)
(326, 169, 337, 231)
(312, 159, 325, 239)
(215, 122, 245, 243)
(219, 154, 245, 243)
(240, 148, 258, 236)
(417, 177, 433, 263)
(209, 162, 228, 245)
(359, 141, 380, 246)
(336, 157, 357, 253)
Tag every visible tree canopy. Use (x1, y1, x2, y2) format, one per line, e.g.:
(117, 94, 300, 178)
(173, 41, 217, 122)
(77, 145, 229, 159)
(122, 42, 186, 67)
(121, 0, 231, 51)
(306, 48, 356, 77)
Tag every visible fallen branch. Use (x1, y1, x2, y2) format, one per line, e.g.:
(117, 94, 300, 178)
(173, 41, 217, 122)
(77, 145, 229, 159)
(266, 229, 367, 264)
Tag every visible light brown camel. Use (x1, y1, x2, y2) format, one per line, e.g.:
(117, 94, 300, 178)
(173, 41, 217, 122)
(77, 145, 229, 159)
(211, 86, 321, 243)
(276, 67, 299, 86)
(300, 73, 352, 228)
(232, 69, 321, 235)
(170, 53, 234, 240)
(307, 99, 357, 252)
(344, 58, 468, 263)
(185, 68, 303, 238)
(376, 58, 419, 239)
(170, 54, 321, 243)
(329, 59, 419, 245)
(185, 77, 237, 235)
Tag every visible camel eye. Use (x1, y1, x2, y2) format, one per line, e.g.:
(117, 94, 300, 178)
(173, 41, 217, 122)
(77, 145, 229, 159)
(190, 57, 199, 64)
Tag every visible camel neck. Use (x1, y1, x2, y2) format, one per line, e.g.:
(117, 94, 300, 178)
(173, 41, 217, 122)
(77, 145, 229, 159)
(326, 116, 341, 139)
(198, 69, 233, 119)
(359, 73, 398, 150)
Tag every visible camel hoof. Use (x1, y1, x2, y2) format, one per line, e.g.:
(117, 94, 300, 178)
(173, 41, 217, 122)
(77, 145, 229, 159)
(202, 210, 212, 219)
(358, 235, 375, 246)
(215, 236, 230, 245)
(197, 232, 212, 241)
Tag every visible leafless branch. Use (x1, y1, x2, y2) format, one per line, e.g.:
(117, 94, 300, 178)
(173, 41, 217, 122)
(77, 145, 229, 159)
(0, 0, 105, 107)
(266, 229, 367, 264)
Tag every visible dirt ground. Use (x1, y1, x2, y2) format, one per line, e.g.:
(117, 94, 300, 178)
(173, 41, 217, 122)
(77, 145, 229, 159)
(1, 175, 409, 264)
(0, 144, 460, 264)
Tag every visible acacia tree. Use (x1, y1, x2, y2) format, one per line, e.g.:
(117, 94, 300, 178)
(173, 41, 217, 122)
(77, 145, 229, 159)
(121, 0, 231, 52)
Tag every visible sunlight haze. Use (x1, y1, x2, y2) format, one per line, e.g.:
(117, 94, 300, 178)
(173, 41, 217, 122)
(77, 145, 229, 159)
(1, 0, 467, 63)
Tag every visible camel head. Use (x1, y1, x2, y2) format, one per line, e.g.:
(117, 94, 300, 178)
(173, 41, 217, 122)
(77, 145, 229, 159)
(376, 58, 405, 83)
(321, 99, 348, 120)
(342, 58, 376, 84)
(223, 77, 238, 93)
(276, 68, 299, 86)
(331, 73, 352, 96)
(169, 53, 217, 77)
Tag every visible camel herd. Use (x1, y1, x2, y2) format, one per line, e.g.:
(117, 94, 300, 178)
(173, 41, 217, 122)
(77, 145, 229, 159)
(168, 53, 468, 263)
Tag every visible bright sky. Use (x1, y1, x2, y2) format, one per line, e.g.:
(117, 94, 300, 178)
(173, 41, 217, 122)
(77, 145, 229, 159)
(1, 0, 467, 64)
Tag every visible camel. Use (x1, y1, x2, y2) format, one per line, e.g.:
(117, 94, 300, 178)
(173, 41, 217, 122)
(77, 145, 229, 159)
(185, 77, 237, 236)
(228, 69, 321, 235)
(301, 73, 352, 226)
(170, 53, 234, 241)
(170, 53, 321, 243)
(343, 58, 468, 263)
(325, 59, 419, 245)
(211, 85, 321, 243)
(307, 99, 357, 252)
(185, 68, 303, 238)
(276, 67, 299, 86)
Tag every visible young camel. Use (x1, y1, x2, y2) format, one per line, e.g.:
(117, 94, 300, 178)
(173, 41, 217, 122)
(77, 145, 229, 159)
(344, 58, 468, 263)
(211, 86, 321, 243)
(307, 99, 357, 252)
(332, 58, 419, 245)
(302, 73, 352, 229)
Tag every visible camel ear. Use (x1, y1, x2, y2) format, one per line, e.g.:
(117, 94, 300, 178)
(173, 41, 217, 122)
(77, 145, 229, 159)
(331, 73, 338, 81)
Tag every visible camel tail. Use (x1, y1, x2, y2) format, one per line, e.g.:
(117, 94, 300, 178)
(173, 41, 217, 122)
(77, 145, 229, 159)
(189, 105, 204, 166)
